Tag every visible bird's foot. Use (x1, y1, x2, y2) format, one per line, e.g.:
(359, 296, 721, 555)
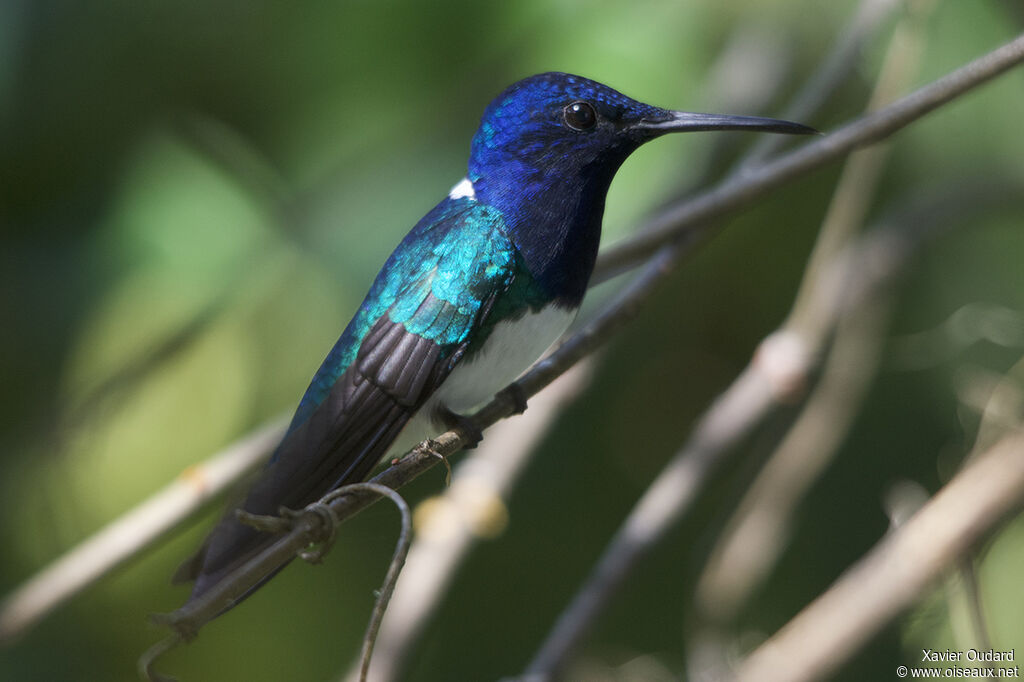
(436, 405, 484, 449)
(412, 437, 443, 457)
(414, 438, 452, 485)
(498, 381, 529, 415)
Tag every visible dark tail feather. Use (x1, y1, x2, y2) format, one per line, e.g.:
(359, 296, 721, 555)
(180, 518, 295, 604)
(173, 392, 414, 610)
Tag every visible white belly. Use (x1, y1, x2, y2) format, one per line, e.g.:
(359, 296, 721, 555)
(388, 304, 575, 454)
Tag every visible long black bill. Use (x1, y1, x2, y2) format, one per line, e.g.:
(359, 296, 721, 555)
(637, 110, 819, 136)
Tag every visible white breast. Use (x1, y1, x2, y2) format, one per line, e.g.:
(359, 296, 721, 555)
(432, 304, 576, 413)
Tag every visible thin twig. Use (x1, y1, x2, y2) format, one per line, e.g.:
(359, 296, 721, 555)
(326, 484, 413, 682)
(732, 429, 1024, 682)
(139, 633, 184, 682)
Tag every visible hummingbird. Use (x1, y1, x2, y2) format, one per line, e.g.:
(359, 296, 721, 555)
(174, 72, 814, 604)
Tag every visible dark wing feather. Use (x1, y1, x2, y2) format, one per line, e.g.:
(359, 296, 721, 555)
(176, 199, 516, 603)
(182, 314, 463, 599)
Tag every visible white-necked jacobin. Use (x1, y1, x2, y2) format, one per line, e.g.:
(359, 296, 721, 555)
(174, 72, 814, 604)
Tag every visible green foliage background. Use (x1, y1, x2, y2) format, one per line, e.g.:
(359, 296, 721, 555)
(2, 1, 1023, 680)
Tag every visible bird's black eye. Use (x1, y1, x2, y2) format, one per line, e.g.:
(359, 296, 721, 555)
(563, 101, 597, 131)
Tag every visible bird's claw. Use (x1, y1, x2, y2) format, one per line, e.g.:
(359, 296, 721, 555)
(498, 382, 529, 415)
(413, 438, 452, 485)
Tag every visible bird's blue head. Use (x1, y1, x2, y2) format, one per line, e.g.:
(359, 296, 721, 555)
(469, 73, 666, 195)
(463, 72, 814, 305)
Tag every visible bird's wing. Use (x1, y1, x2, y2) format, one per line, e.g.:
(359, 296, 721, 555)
(177, 199, 517, 598)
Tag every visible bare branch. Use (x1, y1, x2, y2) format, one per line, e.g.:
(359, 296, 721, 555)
(732, 429, 1024, 682)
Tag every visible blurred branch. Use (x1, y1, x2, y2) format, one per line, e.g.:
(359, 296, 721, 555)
(522, 7, 955, 675)
(888, 302, 1024, 371)
(3, 24, 1022, 650)
(944, 354, 1024, 657)
(786, 0, 931, 336)
(969, 356, 1024, 456)
(739, 0, 902, 170)
(690, 301, 891, 671)
(56, 296, 231, 440)
(523, 181, 1024, 679)
(692, 0, 932, 644)
(0, 417, 287, 644)
(591, 31, 1024, 284)
(172, 112, 295, 229)
(732, 429, 1024, 682)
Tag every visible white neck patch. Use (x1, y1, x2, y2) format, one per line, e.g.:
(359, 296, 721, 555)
(448, 177, 476, 200)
